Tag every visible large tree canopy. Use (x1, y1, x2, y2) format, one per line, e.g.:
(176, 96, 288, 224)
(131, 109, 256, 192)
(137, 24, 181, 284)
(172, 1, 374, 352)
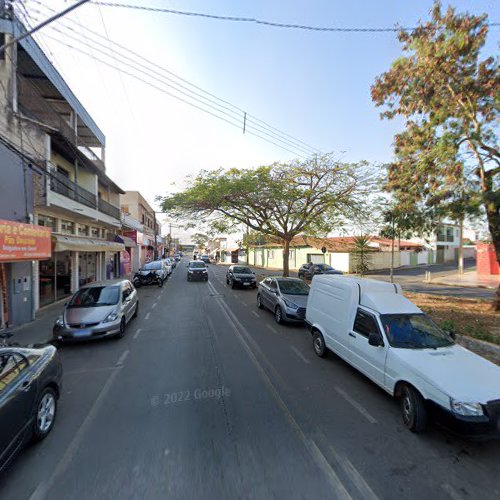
(159, 154, 369, 275)
(371, 2, 499, 271)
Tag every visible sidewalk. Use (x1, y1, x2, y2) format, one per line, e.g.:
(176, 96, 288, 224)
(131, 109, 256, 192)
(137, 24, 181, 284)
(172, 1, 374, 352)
(430, 271, 499, 290)
(3, 299, 65, 346)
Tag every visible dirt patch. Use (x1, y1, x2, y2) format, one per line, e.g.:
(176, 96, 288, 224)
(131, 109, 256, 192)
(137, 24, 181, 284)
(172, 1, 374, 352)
(404, 292, 500, 347)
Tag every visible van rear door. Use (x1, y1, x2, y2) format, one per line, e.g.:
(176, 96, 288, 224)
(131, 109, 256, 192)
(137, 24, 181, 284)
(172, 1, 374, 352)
(349, 308, 388, 388)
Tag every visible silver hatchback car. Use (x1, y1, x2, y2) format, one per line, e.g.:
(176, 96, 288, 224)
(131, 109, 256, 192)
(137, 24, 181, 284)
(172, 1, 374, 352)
(257, 277, 310, 324)
(53, 279, 139, 342)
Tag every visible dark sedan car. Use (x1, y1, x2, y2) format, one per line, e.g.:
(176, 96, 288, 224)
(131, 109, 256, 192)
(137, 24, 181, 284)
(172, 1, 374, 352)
(298, 262, 343, 280)
(0, 343, 62, 473)
(187, 260, 209, 281)
(226, 265, 257, 289)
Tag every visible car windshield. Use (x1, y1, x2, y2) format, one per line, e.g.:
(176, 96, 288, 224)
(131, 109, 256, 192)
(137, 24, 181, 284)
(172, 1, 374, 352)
(233, 267, 252, 274)
(380, 314, 454, 349)
(68, 286, 120, 307)
(144, 262, 162, 270)
(190, 262, 206, 268)
(316, 264, 332, 271)
(277, 280, 310, 295)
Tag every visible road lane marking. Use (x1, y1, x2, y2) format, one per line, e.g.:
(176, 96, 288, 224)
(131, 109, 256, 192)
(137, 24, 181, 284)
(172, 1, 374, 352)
(152, 302, 157, 309)
(252, 310, 260, 318)
(309, 440, 352, 499)
(133, 328, 142, 339)
(65, 366, 118, 376)
(116, 350, 129, 366)
(266, 324, 279, 334)
(145, 312, 150, 320)
(335, 387, 377, 424)
(442, 484, 465, 500)
(29, 367, 123, 500)
(206, 280, 351, 499)
(290, 346, 310, 364)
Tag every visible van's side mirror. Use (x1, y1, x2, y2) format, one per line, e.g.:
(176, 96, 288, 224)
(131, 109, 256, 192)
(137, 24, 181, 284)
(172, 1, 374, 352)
(368, 332, 384, 347)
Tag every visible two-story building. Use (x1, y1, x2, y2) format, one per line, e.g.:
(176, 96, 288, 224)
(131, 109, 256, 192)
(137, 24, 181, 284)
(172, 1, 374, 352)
(1, 11, 125, 314)
(120, 191, 162, 266)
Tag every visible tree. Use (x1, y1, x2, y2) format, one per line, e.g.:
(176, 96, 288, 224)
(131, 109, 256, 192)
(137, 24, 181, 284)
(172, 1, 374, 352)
(159, 154, 369, 276)
(371, 1, 499, 306)
(192, 232, 209, 251)
(350, 235, 373, 276)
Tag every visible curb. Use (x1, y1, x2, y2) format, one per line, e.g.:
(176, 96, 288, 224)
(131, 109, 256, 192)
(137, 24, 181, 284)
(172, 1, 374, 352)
(457, 334, 500, 365)
(429, 280, 498, 290)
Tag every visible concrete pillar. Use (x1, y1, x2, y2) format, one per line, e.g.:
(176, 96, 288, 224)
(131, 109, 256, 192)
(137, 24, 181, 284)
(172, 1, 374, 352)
(71, 251, 79, 293)
(33, 260, 39, 312)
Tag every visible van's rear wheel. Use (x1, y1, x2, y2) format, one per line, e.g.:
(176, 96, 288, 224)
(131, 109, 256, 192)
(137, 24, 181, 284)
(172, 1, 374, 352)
(400, 385, 427, 433)
(312, 331, 326, 358)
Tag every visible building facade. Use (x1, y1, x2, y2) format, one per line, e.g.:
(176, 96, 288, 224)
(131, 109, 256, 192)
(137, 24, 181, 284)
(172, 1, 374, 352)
(1, 11, 125, 321)
(120, 191, 162, 265)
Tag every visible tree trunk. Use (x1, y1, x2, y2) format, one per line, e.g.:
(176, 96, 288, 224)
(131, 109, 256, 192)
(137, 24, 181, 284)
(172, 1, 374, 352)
(458, 218, 464, 275)
(283, 239, 290, 277)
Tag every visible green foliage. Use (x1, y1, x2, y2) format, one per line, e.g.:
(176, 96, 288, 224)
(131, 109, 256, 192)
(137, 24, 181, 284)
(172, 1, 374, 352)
(371, 1, 499, 264)
(159, 154, 372, 275)
(192, 232, 209, 248)
(350, 235, 373, 276)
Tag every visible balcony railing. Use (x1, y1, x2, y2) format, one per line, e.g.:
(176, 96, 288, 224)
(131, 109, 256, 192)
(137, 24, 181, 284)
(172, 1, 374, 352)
(49, 169, 96, 209)
(98, 197, 121, 220)
(48, 169, 121, 220)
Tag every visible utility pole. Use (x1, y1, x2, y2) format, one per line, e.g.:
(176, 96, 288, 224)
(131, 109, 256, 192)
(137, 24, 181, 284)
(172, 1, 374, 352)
(0, 0, 90, 53)
(390, 214, 395, 283)
(458, 218, 464, 275)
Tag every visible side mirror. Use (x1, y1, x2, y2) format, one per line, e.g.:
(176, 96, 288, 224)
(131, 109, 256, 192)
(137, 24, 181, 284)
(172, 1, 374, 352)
(368, 332, 384, 347)
(446, 330, 456, 340)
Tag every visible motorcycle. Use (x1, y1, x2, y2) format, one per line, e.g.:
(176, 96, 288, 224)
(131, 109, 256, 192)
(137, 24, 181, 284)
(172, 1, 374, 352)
(133, 270, 163, 288)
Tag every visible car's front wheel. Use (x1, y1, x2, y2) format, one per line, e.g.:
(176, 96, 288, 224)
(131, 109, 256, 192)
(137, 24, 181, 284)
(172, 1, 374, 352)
(400, 385, 427, 433)
(256, 294, 264, 309)
(116, 317, 126, 339)
(33, 387, 57, 441)
(312, 331, 327, 358)
(275, 306, 283, 324)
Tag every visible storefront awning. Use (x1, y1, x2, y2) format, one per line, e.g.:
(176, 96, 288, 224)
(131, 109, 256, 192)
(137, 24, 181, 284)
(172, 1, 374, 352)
(115, 235, 137, 248)
(53, 235, 125, 253)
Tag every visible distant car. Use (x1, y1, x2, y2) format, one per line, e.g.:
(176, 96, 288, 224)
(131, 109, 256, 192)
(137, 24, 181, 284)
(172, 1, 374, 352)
(0, 343, 62, 473)
(257, 277, 309, 324)
(135, 261, 168, 284)
(200, 255, 210, 264)
(298, 263, 343, 280)
(160, 259, 172, 275)
(226, 265, 257, 289)
(53, 279, 139, 342)
(187, 260, 208, 281)
(165, 257, 176, 269)
(174, 254, 181, 262)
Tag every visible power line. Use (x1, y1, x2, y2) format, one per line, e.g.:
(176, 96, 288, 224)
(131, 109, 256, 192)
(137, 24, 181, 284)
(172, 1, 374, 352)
(92, 2, 500, 33)
(26, 1, 321, 156)
(39, 33, 310, 158)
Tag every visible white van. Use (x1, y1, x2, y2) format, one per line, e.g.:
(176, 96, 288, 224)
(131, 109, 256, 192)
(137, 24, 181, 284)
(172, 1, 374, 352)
(305, 275, 500, 436)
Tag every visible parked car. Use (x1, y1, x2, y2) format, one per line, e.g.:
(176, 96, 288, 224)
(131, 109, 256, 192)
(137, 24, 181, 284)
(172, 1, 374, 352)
(167, 257, 177, 269)
(305, 275, 500, 436)
(174, 253, 181, 262)
(53, 279, 139, 342)
(257, 277, 309, 324)
(159, 259, 172, 276)
(226, 265, 257, 289)
(200, 255, 210, 264)
(133, 261, 167, 287)
(0, 343, 62, 473)
(187, 260, 208, 281)
(298, 262, 343, 280)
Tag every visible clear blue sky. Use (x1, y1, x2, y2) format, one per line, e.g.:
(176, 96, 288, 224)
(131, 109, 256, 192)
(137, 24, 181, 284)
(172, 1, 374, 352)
(23, 1, 500, 221)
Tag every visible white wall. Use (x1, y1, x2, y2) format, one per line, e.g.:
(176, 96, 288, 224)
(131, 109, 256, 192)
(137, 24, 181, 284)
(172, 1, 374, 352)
(400, 251, 411, 266)
(330, 253, 350, 272)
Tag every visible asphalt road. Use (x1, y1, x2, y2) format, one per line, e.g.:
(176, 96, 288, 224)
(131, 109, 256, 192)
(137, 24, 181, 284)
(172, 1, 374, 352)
(1, 260, 499, 499)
